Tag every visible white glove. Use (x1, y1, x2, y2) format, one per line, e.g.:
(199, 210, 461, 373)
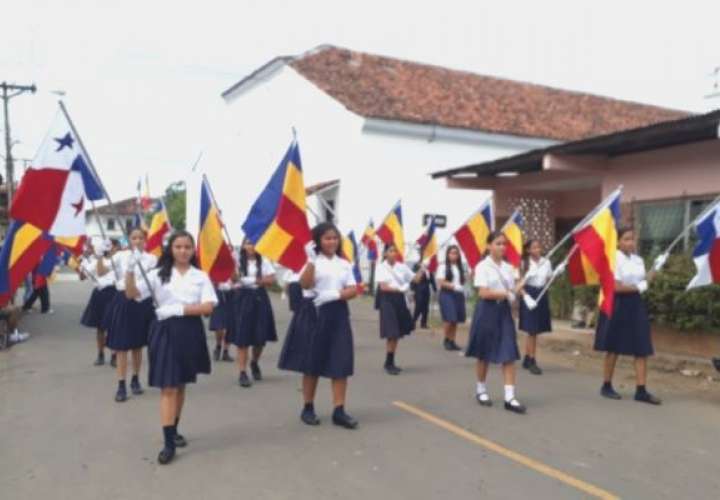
(398, 283, 410, 293)
(653, 253, 669, 272)
(156, 303, 184, 321)
(552, 262, 567, 278)
(506, 291, 516, 303)
(453, 283, 464, 293)
(304, 241, 318, 263)
(523, 294, 538, 311)
(636, 280, 649, 293)
(93, 245, 104, 258)
(240, 276, 257, 286)
(218, 282, 232, 291)
(314, 289, 340, 306)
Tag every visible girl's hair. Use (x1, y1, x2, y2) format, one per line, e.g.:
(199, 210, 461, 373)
(521, 238, 540, 274)
(617, 226, 634, 239)
(383, 242, 397, 261)
(240, 237, 263, 278)
(129, 227, 147, 239)
(312, 222, 343, 257)
(483, 230, 506, 257)
(157, 230, 199, 284)
(444, 245, 464, 285)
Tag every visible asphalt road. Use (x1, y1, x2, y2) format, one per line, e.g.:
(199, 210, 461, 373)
(2, 281, 720, 499)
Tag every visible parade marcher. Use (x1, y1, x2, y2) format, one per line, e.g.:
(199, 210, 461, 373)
(295, 222, 359, 428)
(229, 238, 277, 388)
(465, 231, 526, 414)
(518, 239, 555, 375)
(375, 244, 423, 375)
(105, 228, 157, 402)
(595, 227, 661, 405)
(22, 264, 53, 314)
(79, 240, 117, 366)
(126, 230, 216, 465)
(209, 279, 234, 362)
(104, 239, 122, 369)
(284, 269, 303, 313)
(411, 261, 435, 329)
(435, 245, 466, 351)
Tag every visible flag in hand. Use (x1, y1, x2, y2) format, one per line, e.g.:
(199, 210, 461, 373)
(361, 220, 378, 262)
(502, 210, 524, 268)
(687, 201, 720, 289)
(376, 201, 405, 261)
(416, 217, 439, 273)
(0, 221, 54, 306)
(342, 231, 363, 285)
(10, 107, 104, 237)
(454, 199, 494, 269)
(145, 203, 171, 257)
(198, 177, 236, 283)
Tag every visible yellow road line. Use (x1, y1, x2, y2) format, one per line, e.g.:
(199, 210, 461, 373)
(393, 401, 620, 500)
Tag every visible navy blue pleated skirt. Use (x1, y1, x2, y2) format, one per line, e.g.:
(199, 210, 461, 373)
(287, 282, 303, 312)
(148, 316, 211, 388)
(594, 292, 654, 357)
(81, 286, 117, 329)
(209, 289, 234, 331)
(438, 289, 466, 323)
(278, 297, 318, 373)
(518, 285, 552, 335)
(378, 291, 414, 339)
(228, 288, 277, 348)
(100, 287, 119, 331)
(105, 294, 155, 351)
(306, 300, 354, 379)
(465, 299, 520, 364)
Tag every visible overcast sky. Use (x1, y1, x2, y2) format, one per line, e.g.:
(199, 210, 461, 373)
(3, 0, 719, 201)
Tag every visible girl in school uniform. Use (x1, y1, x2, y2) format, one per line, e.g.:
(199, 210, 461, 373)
(126, 230, 216, 465)
(296, 222, 359, 428)
(229, 238, 277, 388)
(277, 264, 317, 375)
(518, 239, 553, 375)
(594, 227, 661, 405)
(209, 279, 234, 362)
(375, 244, 423, 375)
(435, 245, 466, 351)
(465, 231, 526, 414)
(411, 262, 435, 329)
(105, 228, 158, 402)
(284, 269, 303, 313)
(79, 240, 117, 366)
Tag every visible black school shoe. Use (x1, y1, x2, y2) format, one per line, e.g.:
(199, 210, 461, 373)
(115, 384, 127, 403)
(332, 408, 358, 429)
(213, 346, 221, 362)
(600, 384, 622, 400)
(522, 356, 543, 375)
(301, 408, 321, 426)
(504, 398, 527, 414)
(238, 371, 252, 388)
(634, 390, 662, 405)
(221, 350, 234, 362)
(443, 338, 462, 351)
(250, 361, 262, 381)
(713, 358, 720, 373)
(94, 352, 105, 366)
(384, 363, 402, 376)
(475, 393, 492, 407)
(174, 434, 188, 448)
(157, 447, 176, 465)
(130, 377, 144, 395)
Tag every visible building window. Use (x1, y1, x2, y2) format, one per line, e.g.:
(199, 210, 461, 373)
(107, 218, 115, 231)
(635, 196, 715, 255)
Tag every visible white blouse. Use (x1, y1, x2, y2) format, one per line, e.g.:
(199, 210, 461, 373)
(615, 251, 646, 287)
(474, 257, 516, 291)
(436, 263, 464, 288)
(136, 266, 218, 308)
(237, 259, 275, 289)
(524, 257, 553, 288)
(313, 254, 356, 306)
(113, 249, 158, 293)
(375, 261, 414, 290)
(80, 256, 116, 289)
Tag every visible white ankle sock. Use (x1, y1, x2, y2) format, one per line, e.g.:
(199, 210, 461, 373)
(504, 385, 515, 402)
(476, 382, 487, 394)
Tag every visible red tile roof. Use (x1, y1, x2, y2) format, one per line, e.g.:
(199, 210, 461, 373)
(289, 46, 690, 141)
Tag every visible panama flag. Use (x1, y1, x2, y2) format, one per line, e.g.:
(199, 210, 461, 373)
(454, 199, 494, 269)
(198, 177, 236, 283)
(10, 107, 104, 237)
(502, 209, 524, 268)
(376, 201, 405, 261)
(568, 188, 622, 316)
(687, 201, 720, 289)
(361, 220, 378, 262)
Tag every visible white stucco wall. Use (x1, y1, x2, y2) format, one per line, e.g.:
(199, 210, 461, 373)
(187, 65, 537, 260)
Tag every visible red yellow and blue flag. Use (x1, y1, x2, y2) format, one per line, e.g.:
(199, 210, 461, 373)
(198, 177, 235, 283)
(454, 199, 494, 269)
(146, 201, 171, 257)
(501, 209, 524, 268)
(567, 188, 622, 316)
(342, 231, 363, 285)
(376, 201, 405, 261)
(416, 217, 439, 273)
(361, 219, 378, 262)
(0, 221, 54, 306)
(241, 140, 312, 272)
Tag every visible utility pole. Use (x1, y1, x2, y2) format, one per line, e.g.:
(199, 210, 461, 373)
(1, 82, 37, 217)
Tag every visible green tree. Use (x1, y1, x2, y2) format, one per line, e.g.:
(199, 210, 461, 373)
(164, 181, 186, 230)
